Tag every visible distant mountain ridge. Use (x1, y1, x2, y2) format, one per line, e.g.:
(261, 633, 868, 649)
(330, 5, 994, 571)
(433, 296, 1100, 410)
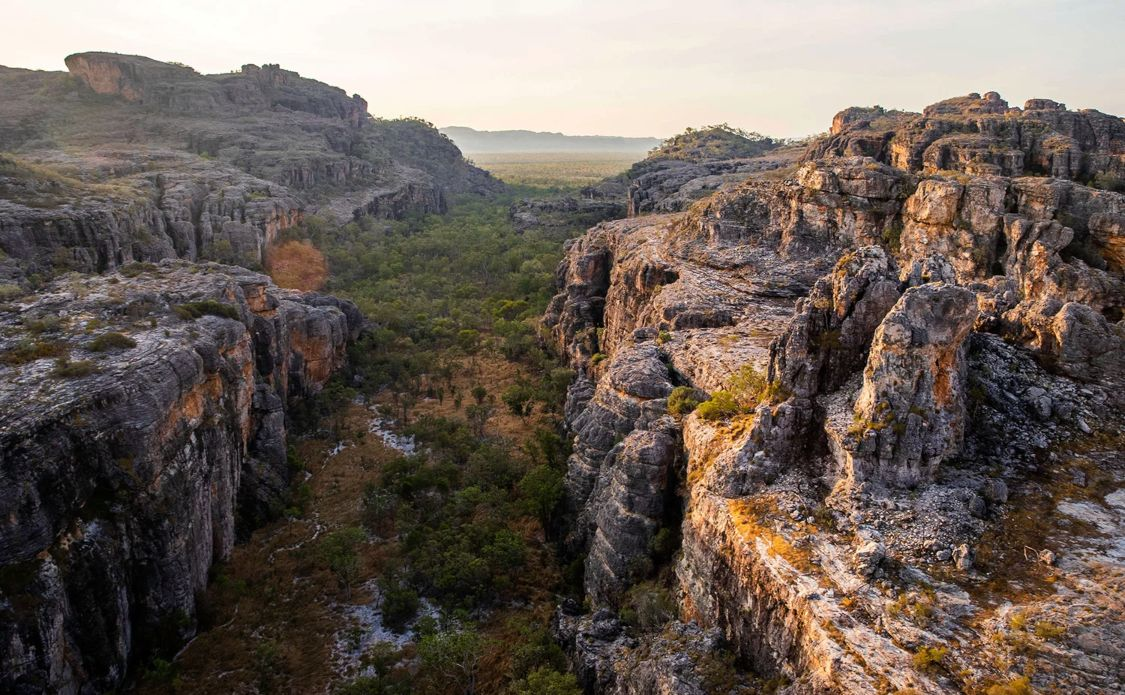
(440, 126, 662, 154)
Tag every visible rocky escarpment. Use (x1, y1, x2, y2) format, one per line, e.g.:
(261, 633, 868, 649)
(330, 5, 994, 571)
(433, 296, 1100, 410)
(0, 53, 499, 286)
(548, 95, 1125, 693)
(0, 262, 361, 694)
(65, 52, 369, 125)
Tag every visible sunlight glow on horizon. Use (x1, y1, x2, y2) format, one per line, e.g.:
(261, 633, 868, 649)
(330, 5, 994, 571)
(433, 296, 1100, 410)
(4, 0, 1123, 139)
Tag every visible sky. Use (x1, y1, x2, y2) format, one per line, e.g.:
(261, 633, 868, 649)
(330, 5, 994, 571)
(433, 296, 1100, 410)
(4, 0, 1124, 138)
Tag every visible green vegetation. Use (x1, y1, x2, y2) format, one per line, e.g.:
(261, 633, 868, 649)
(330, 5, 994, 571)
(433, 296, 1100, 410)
(696, 390, 740, 421)
(50, 357, 98, 378)
(620, 580, 677, 631)
(644, 124, 781, 162)
(911, 645, 948, 672)
(986, 676, 1033, 695)
(88, 332, 137, 351)
(259, 193, 589, 693)
(668, 386, 707, 417)
(174, 300, 241, 321)
(1, 339, 68, 366)
(882, 218, 903, 253)
(694, 364, 784, 421)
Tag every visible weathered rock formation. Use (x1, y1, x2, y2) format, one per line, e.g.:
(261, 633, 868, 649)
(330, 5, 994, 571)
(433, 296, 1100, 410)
(809, 92, 1125, 182)
(549, 94, 1125, 694)
(0, 53, 499, 285)
(0, 262, 361, 694)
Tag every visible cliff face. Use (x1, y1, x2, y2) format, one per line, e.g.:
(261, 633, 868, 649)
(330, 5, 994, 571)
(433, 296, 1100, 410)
(0, 262, 361, 694)
(548, 95, 1125, 693)
(64, 52, 368, 124)
(0, 53, 500, 286)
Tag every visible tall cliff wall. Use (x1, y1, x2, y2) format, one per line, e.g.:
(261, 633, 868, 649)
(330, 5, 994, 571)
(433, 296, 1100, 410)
(0, 262, 361, 694)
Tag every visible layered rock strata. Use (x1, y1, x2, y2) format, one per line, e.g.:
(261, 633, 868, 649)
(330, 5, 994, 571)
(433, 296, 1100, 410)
(548, 95, 1125, 693)
(0, 262, 360, 694)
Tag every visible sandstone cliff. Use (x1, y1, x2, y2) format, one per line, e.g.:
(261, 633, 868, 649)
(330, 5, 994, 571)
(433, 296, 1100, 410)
(0, 261, 361, 694)
(548, 94, 1125, 693)
(0, 53, 499, 286)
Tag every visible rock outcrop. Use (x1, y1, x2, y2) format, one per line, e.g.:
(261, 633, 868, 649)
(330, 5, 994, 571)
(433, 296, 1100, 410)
(832, 283, 978, 489)
(549, 94, 1125, 694)
(809, 91, 1125, 182)
(0, 262, 361, 694)
(0, 53, 500, 286)
(65, 52, 369, 125)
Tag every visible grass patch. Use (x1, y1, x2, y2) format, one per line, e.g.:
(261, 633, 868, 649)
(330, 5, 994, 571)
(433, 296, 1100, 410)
(174, 301, 241, 321)
(1, 339, 68, 365)
(88, 332, 137, 352)
(465, 151, 640, 188)
(50, 357, 98, 378)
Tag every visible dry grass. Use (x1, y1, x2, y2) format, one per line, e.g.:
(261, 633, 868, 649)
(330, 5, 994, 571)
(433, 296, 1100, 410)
(465, 151, 641, 187)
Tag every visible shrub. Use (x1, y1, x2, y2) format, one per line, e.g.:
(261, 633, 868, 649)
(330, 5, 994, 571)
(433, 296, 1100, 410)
(620, 581, 676, 631)
(50, 358, 98, 378)
(728, 364, 767, 410)
(1033, 620, 1065, 639)
(882, 219, 903, 252)
(0, 284, 23, 301)
(590, 352, 607, 365)
(986, 676, 1032, 695)
(667, 386, 707, 416)
(1, 339, 67, 365)
(656, 330, 672, 345)
(320, 527, 366, 598)
(89, 332, 137, 352)
(696, 390, 740, 421)
(378, 576, 419, 632)
(173, 300, 241, 321)
(911, 645, 947, 672)
(1090, 172, 1125, 193)
(23, 316, 61, 334)
(510, 667, 582, 695)
(119, 262, 159, 278)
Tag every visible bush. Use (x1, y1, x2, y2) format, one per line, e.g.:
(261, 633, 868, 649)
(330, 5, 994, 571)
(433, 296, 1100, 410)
(119, 262, 158, 278)
(1, 339, 68, 365)
(696, 390, 740, 421)
(50, 358, 98, 378)
(378, 575, 420, 632)
(882, 219, 904, 252)
(590, 352, 607, 365)
(911, 645, 947, 672)
(510, 667, 582, 695)
(667, 386, 706, 416)
(986, 676, 1032, 695)
(518, 464, 564, 524)
(728, 364, 767, 410)
(89, 332, 137, 351)
(173, 300, 241, 321)
(320, 527, 366, 597)
(620, 581, 676, 631)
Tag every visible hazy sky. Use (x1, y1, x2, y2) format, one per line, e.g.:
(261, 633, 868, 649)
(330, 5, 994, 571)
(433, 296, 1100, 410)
(5, 0, 1123, 138)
